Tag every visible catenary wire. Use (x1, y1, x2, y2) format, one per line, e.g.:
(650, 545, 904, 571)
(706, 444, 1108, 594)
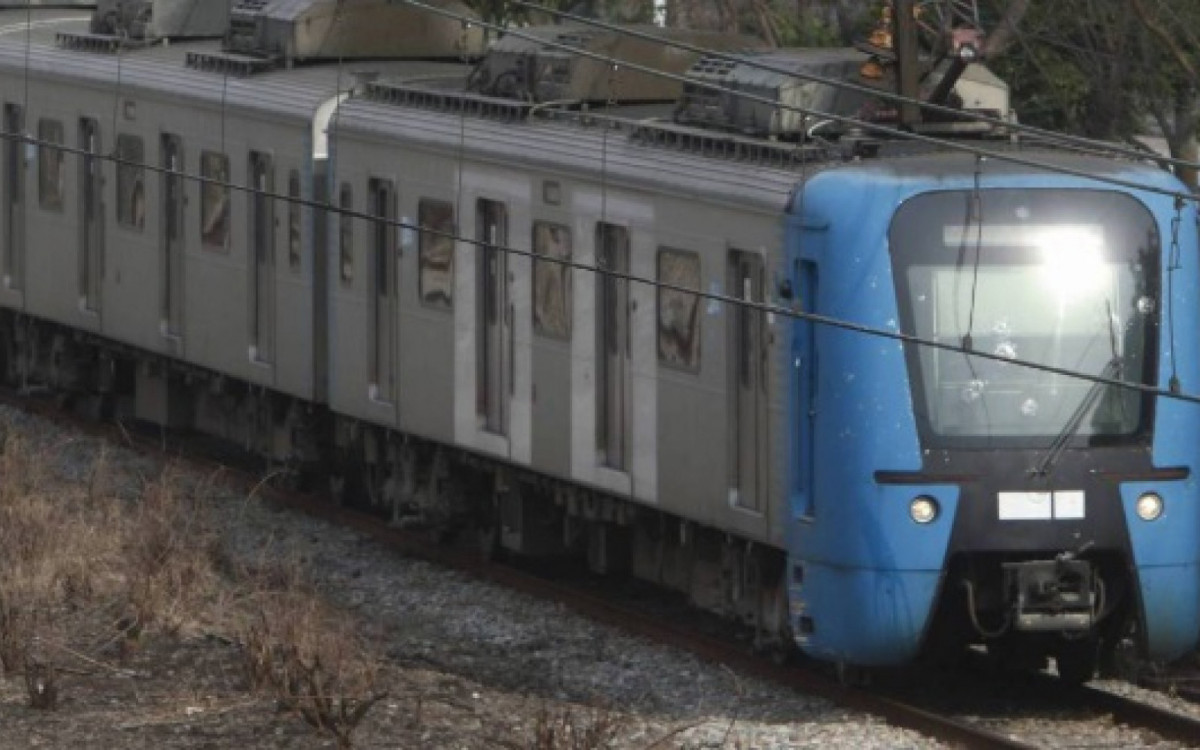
(396, 0, 1200, 207)
(14, 129, 1198, 409)
(0, 10, 1196, 407)
(4, 4, 1195, 208)
(500, 0, 1200, 175)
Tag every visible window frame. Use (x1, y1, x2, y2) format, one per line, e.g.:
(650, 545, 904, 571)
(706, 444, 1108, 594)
(287, 169, 301, 272)
(115, 134, 145, 231)
(656, 247, 703, 372)
(199, 150, 231, 252)
(532, 220, 572, 340)
(417, 198, 455, 310)
(338, 182, 353, 284)
(37, 118, 64, 212)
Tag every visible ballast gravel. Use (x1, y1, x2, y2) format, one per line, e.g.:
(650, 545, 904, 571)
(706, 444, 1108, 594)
(0, 404, 940, 749)
(17, 403, 1200, 749)
(225, 487, 942, 749)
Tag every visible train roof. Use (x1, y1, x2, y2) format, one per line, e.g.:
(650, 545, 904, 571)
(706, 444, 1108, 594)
(0, 7, 808, 211)
(822, 145, 1180, 184)
(336, 92, 805, 213)
(0, 8, 1179, 211)
(0, 8, 469, 121)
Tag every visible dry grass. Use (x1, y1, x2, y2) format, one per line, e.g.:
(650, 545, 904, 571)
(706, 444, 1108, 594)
(0, 430, 108, 682)
(243, 591, 388, 750)
(122, 467, 225, 640)
(0, 413, 389, 746)
(528, 702, 626, 750)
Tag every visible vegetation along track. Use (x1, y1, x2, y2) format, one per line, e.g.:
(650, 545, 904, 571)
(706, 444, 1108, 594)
(8, 388, 1200, 749)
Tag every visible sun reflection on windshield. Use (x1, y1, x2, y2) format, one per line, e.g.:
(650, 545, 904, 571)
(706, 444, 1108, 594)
(1036, 228, 1109, 302)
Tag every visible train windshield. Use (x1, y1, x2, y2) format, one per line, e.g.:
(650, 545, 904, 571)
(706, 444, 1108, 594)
(890, 189, 1159, 447)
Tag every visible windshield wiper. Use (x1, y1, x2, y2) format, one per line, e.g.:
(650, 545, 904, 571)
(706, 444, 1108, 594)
(1031, 299, 1124, 479)
(1030, 356, 1120, 479)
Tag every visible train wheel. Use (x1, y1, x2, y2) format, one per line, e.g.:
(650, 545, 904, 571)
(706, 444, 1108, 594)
(1055, 638, 1099, 684)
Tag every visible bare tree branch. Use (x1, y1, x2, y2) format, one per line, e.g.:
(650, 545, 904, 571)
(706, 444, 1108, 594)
(1129, 0, 1199, 80)
(981, 0, 1030, 59)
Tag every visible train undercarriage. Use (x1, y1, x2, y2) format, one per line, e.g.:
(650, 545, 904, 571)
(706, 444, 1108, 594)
(0, 310, 792, 655)
(926, 551, 1139, 682)
(2, 309, 1159, 683)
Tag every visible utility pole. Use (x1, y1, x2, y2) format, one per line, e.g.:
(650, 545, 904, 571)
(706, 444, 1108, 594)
(894, 0, 921, 126)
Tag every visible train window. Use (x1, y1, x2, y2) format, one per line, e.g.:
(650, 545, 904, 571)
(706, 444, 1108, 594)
(532, 221, 571, 339)
(36, 119, 64, 212)
(288, 170, 301, 272)
(417, 199, 454, 309)
(200, 151, 230, 251)
(115, 135, 145, 231)
(657, 248, 702, 370)
(339, 182, 353, 284)
(3, 103, 24, 290)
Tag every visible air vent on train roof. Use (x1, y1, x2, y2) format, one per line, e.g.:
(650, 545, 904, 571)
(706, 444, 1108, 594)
(466, 24, 764, 105)
(58, 0, 228, 51)
(220, 0, 486, 67)
(675, 48, 1011, 140)
(675, 48, 879, 140)
(91, 0, 227, 40)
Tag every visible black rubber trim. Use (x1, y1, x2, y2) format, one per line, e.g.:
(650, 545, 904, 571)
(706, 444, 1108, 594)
(874, 471, 978, 485)
(1090, 466, 1190, 482)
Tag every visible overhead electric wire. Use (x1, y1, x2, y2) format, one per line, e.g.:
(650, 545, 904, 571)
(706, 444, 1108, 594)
(6, 2, 1197, 207)
(0, 8, 1196, 409)
(10, 129, 1194, 410)
(397, 0, 1200, 207)
(502, 0, 1200, 176)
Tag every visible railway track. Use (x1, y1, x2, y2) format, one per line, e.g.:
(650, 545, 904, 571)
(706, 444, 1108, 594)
(188, 481, 1200, 748)
(9, 390, 1200, 749)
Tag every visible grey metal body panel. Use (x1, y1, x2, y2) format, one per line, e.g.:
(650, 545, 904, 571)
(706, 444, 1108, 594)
(0, 10, 458, 403)
(0, 9, 796, 550)
(330, 101, 795, 548)
(530, 333, 571, 477)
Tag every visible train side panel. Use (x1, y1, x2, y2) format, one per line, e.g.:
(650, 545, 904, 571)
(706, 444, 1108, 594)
(329, 103, 796, 547)
(0, 27, 327, 404)
(785, 169, 952, 664)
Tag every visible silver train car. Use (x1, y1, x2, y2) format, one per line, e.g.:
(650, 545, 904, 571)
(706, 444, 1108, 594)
(0, 3, 800, 642)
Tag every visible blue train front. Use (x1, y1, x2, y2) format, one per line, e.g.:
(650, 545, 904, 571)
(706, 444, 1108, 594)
(785, 151, 1200, 679)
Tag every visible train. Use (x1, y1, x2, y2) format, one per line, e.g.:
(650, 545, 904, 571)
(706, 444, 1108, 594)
(0, 0, 1197, 683)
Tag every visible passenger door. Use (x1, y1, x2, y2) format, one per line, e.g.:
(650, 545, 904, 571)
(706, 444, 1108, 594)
(249, 151, 275, 363)
(369, 177, 396, 402)
(730, 250, 767, 512)
(161, 134, 184, 339)
(3, 103, 23, 295)
(596, 223, 630, 471)
(79, 118, 103, 315)
(477, 199, 509, 435)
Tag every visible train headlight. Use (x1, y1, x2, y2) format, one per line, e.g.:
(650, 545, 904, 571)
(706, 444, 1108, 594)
(910, 496, 939, 524)
(1135, 492, 1164, 522)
